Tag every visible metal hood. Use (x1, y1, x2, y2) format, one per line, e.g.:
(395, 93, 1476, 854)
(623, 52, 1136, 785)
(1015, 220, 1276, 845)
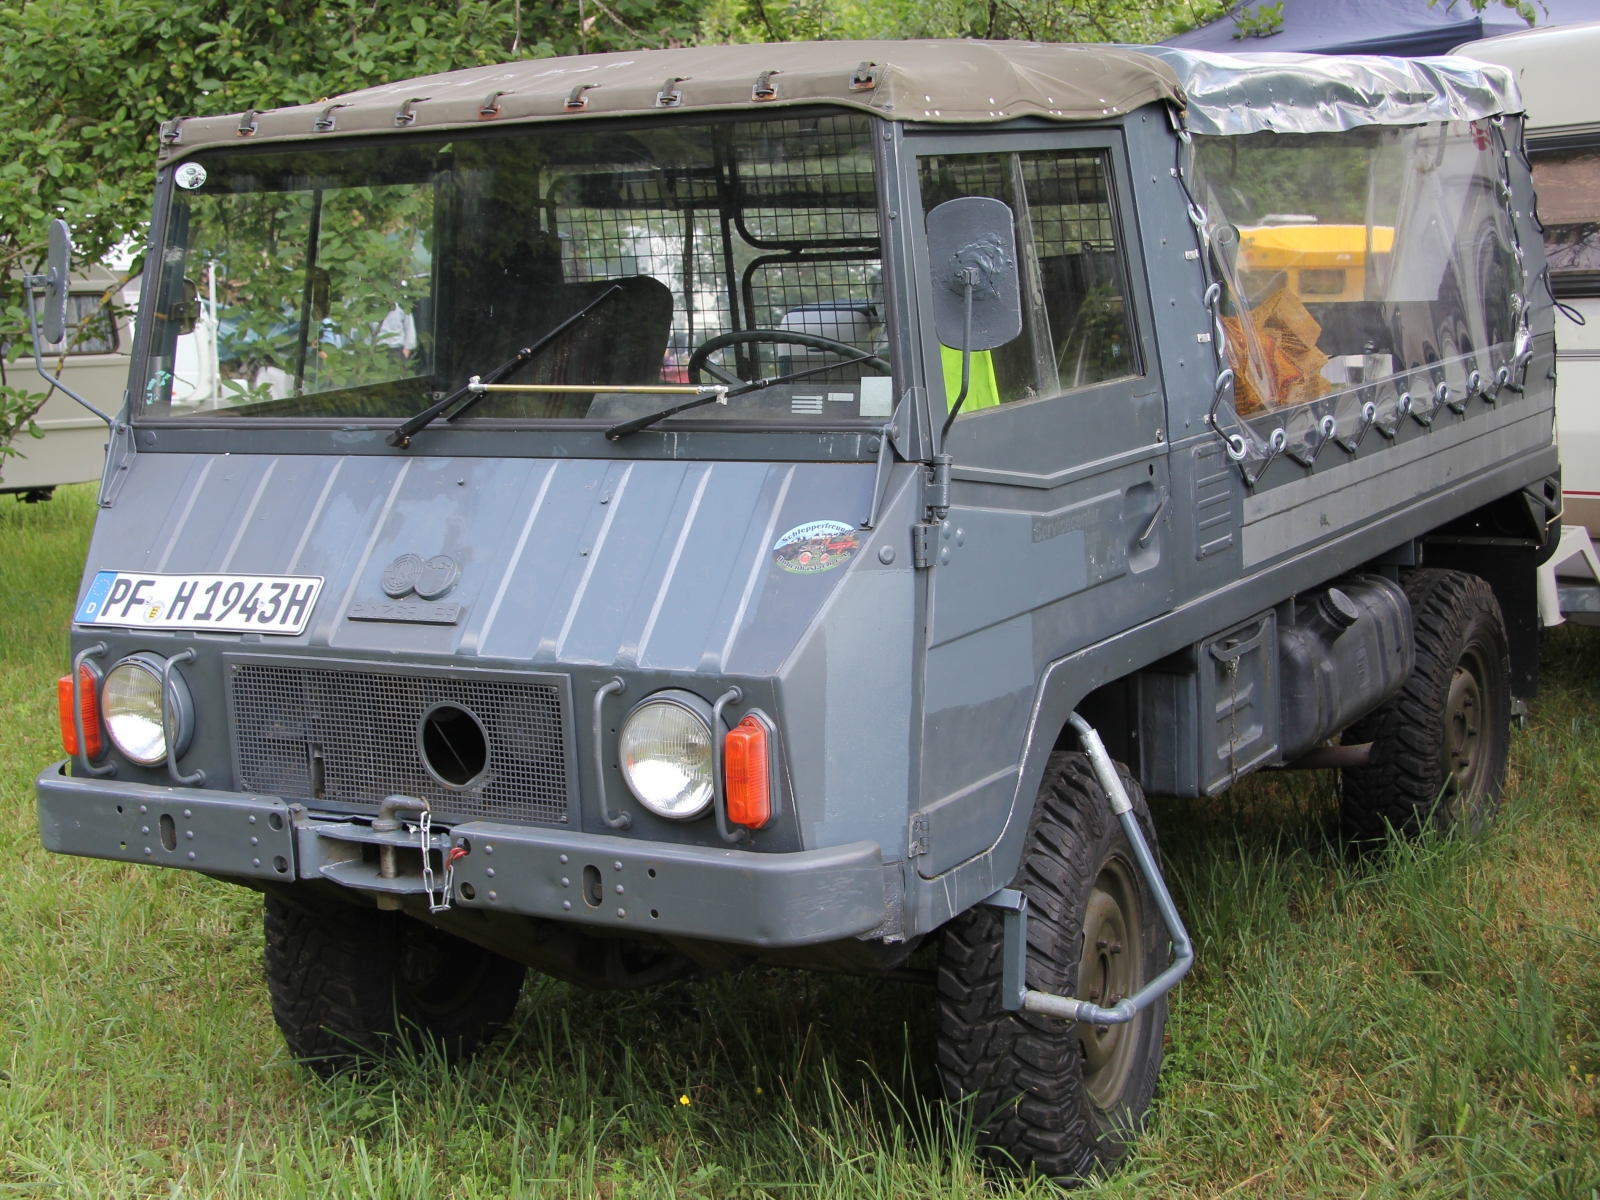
(82, 451, 880, 678)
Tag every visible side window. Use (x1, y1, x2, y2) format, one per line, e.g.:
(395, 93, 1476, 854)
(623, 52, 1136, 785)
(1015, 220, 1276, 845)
(917, 149, 1138, 417)
(1530, 144, 1600, 297)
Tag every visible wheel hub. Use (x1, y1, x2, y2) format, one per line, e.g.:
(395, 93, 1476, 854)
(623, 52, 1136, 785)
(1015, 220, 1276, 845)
(399, 924, 491, 1014)
(1075, 857, 1144, 1109)
(1443, 647, 1490, 803)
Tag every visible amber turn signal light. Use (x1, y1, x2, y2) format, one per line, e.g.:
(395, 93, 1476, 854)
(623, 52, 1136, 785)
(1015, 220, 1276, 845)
(724, 714, 772, 829)
(57, 666, 103, 760)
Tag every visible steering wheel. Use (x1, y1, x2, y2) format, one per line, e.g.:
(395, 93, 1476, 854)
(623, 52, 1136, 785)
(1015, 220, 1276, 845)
(687, 329, 891, 388)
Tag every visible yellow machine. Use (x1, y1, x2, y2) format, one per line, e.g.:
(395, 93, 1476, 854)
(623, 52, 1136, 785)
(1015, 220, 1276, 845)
(1236, 223, 1396, 304)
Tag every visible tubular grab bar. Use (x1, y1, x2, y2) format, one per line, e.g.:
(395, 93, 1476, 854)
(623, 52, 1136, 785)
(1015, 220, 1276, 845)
(982, 711, 1194, 1024)
(711, 686, 746, 844)
(70, 642, 114, 778)
(593, 678, 631, 830)
(162, 649, 206, 786)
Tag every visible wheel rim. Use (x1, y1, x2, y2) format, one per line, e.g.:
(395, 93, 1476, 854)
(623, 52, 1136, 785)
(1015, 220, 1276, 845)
(1442, 641, 1492, 809)
(397, 925, 491, 1016)
(1075, 855, 1144, 1110)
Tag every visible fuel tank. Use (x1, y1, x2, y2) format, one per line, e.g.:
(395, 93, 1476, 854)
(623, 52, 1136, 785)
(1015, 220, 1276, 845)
(1277, 575, 1414, 762)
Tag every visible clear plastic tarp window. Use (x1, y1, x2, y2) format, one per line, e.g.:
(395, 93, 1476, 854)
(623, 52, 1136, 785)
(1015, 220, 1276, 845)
(1192, 121, 1527, 472)
(141, 113, 892, 427)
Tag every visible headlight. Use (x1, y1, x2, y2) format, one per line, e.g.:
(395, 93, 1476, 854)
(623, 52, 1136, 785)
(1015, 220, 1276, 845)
(101, 654, 194, 766)
(618, 695, 714, 819)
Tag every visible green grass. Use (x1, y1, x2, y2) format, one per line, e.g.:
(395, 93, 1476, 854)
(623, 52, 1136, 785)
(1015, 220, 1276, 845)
(2, 484, 1597, 1197)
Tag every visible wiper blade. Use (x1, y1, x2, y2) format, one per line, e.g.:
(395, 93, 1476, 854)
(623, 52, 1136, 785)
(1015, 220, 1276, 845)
(604, 390, 728, 441)
(387, 284, 622, 448)
(605, 352, 878, 441)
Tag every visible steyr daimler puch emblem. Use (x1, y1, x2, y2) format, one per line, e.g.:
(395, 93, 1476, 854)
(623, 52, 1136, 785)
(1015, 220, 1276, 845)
(381, 553, 461, 601)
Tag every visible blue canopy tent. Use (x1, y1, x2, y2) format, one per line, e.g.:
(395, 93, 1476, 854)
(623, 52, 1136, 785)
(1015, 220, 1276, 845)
(1162, 0, 1600, 57)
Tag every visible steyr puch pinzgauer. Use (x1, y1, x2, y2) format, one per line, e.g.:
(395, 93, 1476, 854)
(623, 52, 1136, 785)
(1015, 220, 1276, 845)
(31, 41, 1560, 1180)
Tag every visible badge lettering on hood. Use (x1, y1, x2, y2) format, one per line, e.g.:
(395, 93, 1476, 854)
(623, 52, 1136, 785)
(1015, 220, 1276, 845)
(774, 520, 860, 574)
(353, 553, 464, 624)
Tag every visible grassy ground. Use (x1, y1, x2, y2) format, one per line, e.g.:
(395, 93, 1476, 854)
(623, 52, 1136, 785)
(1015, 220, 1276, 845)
(1, 484, 1596, 1197)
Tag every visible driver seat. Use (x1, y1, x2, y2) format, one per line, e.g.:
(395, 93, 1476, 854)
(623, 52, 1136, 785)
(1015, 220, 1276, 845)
(462, 274, 675, 419)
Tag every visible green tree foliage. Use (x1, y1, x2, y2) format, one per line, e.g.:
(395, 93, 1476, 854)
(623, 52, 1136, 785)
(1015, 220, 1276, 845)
(697, 0, 1225, 45)
(0, 0, 700, 457)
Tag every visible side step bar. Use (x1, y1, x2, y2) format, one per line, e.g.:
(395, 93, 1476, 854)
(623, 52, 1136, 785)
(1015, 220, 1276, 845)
(982, 712, 1194, 1024)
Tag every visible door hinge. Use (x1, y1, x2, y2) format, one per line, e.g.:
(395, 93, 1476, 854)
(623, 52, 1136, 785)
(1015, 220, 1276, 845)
(912, 523, 937, 569)
(926, 454, 952, 522)
(908, 811, 929, 857)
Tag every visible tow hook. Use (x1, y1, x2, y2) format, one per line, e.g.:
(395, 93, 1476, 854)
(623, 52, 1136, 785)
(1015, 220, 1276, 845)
(371, 795, 425, 909)
(982, 712, 1194, 1024)
(360, 795, 466, 913)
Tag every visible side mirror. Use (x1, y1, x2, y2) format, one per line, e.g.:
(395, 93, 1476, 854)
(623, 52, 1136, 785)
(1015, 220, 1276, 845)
(925, 196, 1022, 352)
(42, 218, 72, 345)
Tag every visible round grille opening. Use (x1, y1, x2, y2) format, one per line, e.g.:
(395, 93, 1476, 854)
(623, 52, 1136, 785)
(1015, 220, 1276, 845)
(419, 703, 489, 788)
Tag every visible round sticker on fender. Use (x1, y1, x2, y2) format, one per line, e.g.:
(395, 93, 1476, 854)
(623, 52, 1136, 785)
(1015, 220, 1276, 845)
(773, 520, 859, 574)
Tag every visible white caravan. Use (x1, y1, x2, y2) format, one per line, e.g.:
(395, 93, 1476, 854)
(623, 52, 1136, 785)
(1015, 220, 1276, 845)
(1, 265, 133, 500)
(1458, 20, 1600, 623)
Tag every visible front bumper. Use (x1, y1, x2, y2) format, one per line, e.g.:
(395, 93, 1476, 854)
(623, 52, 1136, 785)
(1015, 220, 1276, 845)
(35, 763, 887, 948)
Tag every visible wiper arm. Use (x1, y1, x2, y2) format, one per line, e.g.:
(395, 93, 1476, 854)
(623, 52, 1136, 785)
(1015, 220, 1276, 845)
(387, 284, 623, 448)
(388, 345, 535, 448)
(605, 352, 879, 441)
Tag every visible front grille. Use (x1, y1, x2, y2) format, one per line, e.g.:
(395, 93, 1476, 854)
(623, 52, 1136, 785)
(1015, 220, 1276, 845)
(230, 662, 570, 824)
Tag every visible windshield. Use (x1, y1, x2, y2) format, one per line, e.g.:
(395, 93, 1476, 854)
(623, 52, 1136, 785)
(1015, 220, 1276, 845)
(140, 112, 893, 427)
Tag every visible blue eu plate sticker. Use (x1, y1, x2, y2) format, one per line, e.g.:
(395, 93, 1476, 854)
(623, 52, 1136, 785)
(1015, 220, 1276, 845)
(75, 571, 117, 624)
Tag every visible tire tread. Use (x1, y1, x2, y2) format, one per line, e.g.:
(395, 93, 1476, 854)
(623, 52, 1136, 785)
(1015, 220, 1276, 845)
(936, 752, 1164, 1180)
(1341, 568, 1510, 842)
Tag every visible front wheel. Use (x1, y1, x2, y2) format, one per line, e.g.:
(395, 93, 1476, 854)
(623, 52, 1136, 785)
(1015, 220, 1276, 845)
(264, 895, 526, 1075)
(936, 752, 1166, 1180)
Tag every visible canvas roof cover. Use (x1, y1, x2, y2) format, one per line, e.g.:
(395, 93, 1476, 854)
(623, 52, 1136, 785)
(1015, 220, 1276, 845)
(157, 40, 1183, 161)
(159, 39, 1526, 164)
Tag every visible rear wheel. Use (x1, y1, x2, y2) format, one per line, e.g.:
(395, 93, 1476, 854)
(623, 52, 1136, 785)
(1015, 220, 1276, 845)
(263, 895, 526, 1075)
(1341, 568, 1511, 842)
(936, 752, 1165, 1180)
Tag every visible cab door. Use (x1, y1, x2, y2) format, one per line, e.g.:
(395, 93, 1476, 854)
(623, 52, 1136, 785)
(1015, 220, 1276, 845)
(903, 127, 1174, 878)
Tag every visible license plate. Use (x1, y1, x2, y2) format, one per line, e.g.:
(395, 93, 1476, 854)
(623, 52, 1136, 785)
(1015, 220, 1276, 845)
(75, 571, 324, 635)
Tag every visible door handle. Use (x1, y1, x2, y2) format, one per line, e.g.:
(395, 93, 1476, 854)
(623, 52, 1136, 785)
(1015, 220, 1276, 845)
(1137, 488, 1169, 547)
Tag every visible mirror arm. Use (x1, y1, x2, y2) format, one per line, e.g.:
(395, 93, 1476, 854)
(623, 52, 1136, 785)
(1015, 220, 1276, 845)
(937, 276, 976, 449)
(21, 274, 114, 427)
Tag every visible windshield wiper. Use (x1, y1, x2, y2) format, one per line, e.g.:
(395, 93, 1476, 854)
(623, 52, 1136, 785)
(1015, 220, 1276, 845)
(605, 352, 879, 441)
(387, 284, 622, 448)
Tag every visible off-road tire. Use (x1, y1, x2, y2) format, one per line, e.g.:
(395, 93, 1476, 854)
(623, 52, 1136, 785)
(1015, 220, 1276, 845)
(1341, 568, 1511, 843)
(263, 895, 526, 1075)
(937, 752, 1166, 1181)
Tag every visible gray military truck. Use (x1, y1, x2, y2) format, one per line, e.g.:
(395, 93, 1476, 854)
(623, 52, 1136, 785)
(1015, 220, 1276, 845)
(32, 41, 1558, 1180)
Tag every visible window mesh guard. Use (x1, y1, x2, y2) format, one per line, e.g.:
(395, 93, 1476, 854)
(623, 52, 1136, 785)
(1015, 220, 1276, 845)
(551, 114, 884, 386)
